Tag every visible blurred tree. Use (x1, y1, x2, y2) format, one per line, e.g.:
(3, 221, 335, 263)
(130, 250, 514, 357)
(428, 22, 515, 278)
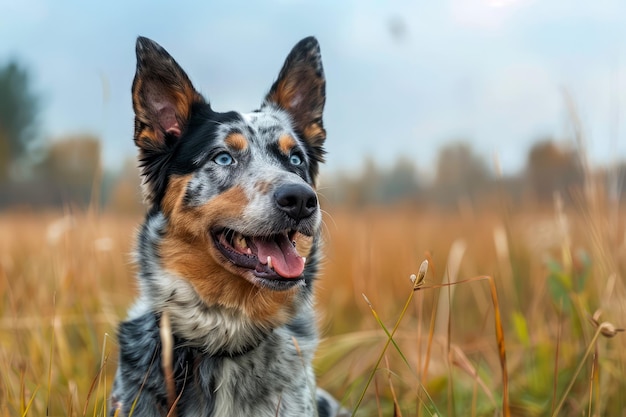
(36, 134, 101, 205)
(526, 139, 583, 201)
(434, 141, 491, 204)
(379, 157, 419, 201)
(321, 156, 421, 207)
(38, 134, 100, 184)
(330, 157, 380, 206)
(0, 60, 40, 181)
(0, 134, 102, 208)
(107, 157, 143, 214)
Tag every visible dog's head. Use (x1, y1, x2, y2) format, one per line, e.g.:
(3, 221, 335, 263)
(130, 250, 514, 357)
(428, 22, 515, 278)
(131, 37, 326, 325)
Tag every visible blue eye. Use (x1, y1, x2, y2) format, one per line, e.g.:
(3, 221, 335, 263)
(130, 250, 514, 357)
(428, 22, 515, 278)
(289, 154, 303, 166)
(214, 152, 234, 166)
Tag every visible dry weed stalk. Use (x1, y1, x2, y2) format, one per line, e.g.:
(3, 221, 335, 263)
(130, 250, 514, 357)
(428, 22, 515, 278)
(357, 258, 511, 417)
(416, 275, 510, 417)
(355, 261, 438, 416)
(159, 311, 177, 417)
(550, 311, 624, 417)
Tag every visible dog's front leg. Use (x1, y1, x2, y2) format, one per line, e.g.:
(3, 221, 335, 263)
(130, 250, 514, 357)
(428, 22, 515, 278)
(110, 312, 173, 417)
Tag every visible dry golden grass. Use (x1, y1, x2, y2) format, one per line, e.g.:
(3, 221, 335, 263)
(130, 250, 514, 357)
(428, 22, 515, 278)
(0, 209, 138, 416)
(1, 194, 625, 416)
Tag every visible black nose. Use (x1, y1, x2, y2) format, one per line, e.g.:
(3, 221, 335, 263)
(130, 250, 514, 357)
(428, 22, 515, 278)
(274, 183, 318, 221)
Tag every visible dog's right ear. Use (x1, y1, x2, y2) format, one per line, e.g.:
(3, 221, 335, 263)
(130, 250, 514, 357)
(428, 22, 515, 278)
(263, 37, 326, 182)
(132, 37, 204, 205)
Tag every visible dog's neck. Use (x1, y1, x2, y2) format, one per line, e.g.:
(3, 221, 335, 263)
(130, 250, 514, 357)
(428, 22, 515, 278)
(128, 291, 272, 356)
(130, 211, 309, 356)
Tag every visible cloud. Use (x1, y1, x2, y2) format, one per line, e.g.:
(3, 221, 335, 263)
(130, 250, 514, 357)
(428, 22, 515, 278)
(449, 0, 536, 30)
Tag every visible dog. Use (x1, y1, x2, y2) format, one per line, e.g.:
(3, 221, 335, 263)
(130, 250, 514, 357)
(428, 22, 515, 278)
(109, 36, 347, 417)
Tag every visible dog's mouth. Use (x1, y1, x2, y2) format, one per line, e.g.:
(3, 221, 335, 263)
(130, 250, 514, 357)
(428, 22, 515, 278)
(212, 228, 306, 282)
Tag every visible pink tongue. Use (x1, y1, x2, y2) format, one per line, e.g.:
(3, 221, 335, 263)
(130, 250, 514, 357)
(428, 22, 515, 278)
(253, 235, 305, 279)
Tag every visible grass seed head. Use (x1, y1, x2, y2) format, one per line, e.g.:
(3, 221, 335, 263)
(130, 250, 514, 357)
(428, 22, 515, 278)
(412, 259, 428, 290)
(590, 310, 624, 338)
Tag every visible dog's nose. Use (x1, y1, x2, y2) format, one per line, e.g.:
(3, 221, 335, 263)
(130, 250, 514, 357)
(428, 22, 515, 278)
(274, 183, 318, 221)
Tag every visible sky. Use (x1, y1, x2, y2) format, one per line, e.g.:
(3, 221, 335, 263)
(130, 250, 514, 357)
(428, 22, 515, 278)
(1, 0, 625, 177)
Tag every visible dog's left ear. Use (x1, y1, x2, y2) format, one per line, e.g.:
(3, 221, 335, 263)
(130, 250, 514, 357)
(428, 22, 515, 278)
(264, 37, 326, 168)
(132, 36, 205, 206)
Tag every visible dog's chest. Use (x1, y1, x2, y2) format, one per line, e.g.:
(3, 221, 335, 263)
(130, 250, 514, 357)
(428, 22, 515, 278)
(115, 312, 318, 416)
(182, 339, 317, 416)
(193, 342, 315, 416)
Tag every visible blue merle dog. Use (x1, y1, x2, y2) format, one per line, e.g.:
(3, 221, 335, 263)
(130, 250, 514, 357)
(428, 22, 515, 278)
(109, 36, 347, 417)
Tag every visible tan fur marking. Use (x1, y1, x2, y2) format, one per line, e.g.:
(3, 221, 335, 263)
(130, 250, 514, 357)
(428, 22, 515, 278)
(269, 78, 301, 113)
(255, 181, 272, 195)
(277, 134, 297, 155)
(160, 180, 298, 327)
(267, 69, 326, 149)
(161, 175, 192, 216)
(224, 133, 248, 151)
(303, 123, 325, 145)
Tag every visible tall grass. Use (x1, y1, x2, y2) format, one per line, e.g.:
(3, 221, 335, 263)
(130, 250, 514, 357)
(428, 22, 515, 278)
(0, 190, 625, 415)
(315, 195, 625, 415)
(0, 209, 136, 416)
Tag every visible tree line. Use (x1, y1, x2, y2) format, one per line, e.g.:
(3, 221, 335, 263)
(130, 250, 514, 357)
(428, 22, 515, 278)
(0, 59, 616, 211)
(320, 140, 596, 209)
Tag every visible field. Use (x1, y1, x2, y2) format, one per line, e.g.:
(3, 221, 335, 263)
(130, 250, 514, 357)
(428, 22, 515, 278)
(1, 191, 625, 416)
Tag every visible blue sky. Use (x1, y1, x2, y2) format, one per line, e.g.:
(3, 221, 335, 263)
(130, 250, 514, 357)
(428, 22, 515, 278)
(1, 0, 625, 176)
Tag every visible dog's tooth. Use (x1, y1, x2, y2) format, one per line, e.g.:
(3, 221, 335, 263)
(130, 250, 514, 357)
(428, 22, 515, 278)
(246, 248, 252, 255)
(226, 230, 236, 246)
(267, 256, 273, 270)
(303, 257, 306, 265)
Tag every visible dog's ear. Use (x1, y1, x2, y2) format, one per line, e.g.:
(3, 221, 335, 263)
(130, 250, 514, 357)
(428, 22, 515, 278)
(132, 36, 204, 205)
(264, 37, 326, 172)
